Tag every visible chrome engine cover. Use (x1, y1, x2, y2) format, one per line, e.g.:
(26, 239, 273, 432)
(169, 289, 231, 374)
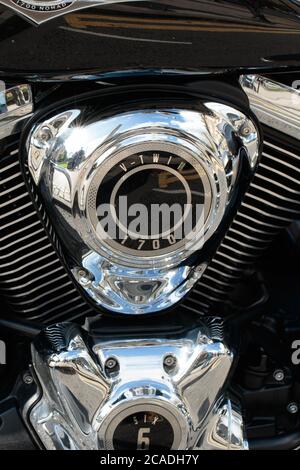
(25, 97, 259, 315)
(27, 320, 247, 450)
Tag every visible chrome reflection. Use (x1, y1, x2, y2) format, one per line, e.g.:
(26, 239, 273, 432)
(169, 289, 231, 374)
(28, 319, 247, 450)
(0, 83, 33, 139)
(197, 398, 248, 450)
(241, 74, 300, 139)
(27, 99, 259, 315)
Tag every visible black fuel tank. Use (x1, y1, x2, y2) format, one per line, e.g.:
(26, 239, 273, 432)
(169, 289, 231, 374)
(1, 0, 300, 79)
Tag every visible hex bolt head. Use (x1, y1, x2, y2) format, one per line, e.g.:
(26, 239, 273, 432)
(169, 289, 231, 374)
(287, 402, 298, 414)
(23, 372, 33, 385)
(106, 358, 118, 370)
(273, 369, 285, 382)
(164, 355, 176, 368)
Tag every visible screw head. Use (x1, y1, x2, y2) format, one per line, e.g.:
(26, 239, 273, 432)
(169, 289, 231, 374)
(23, 372, 33, 385)
(38, 126, 52, 142)
(287, 402, 298, 414)
(273, 369, 285, 382)
(106, 358, 117, 370)
(77, 268, 93, 287)
(240, 125, 251, 137)
(164, 355, 176, 368)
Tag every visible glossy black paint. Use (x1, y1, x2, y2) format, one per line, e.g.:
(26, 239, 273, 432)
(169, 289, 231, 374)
(1, 0, 300, 80)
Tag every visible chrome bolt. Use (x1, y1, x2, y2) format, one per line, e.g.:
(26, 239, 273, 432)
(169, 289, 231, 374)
(77, 268, 93, 287)
(287, 402, 298, 414)
(164, 355, 176, 368)
(38, 126, 52, 142)
(78, 269, 87, 278)
(23, 372, 33, 385)
(106, 358, 117, 370)
(273, 369, 285, 382)
(240, 125, 251, 137)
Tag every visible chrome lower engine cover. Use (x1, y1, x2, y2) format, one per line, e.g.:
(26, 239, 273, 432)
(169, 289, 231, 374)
(26, 96, 259, 314)
(27, 319, 247, 450)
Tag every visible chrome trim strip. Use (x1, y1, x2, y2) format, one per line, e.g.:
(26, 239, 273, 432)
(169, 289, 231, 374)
(4, 274, 70, 297)
(0, 252, 56, 276)
(0, 267, 64, 290)
(9, 282, 73, 306)
(229, 226, 272, 242)
(237, 213, 282, 229)
(250, 183, 300, 205)
(264, 141, 300, 160)
(0, 221, 41, 243)
(220, 243, 259, 257)
(20, 290, 80, 314)
(258, 164, 300, 185)
(0, 83, 33, 139)
(0, 227, 44, 250)
(0, 245, 50, 267)
(224, 235, 267, 250)
(0, 192, 34, 209)
(242, 202, 296, 222)
(246, 193, 300, 214)
(0, 236, 48, 259)
(240, 75, 300, 139)
(201, 274, 232, 286)
(216, 251, 252, 265)
(29, 297, 91, 319)
(0, 171, 22, 185)
(0, 160, 19, 173)
(263, 152, 300, 171)
(206, 266, 240, 279)
(195, 283, 227, 295)
(254, 173, 300, 195)
(192, 289, 224, 302)
(0, 259, 58, 282)
(211, 259, 243, 273)
(1, 211, 37, 231)
(1, 202, 34, 219)
(0, 182, 25, 197)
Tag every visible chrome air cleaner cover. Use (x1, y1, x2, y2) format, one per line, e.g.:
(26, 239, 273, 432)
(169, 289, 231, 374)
(26, 96, 259, 315)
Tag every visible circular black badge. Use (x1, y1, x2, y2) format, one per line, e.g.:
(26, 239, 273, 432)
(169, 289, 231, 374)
(87, 147, 212, 259)
(112, 411, 174, 450)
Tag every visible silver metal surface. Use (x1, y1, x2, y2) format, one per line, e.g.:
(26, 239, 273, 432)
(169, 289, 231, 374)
(27, 100, 259, 315)
(0, 83, 33, 139)
(240, 75, 300, 139)
(28, 319, 247, 450)
(197, 398, 248, 450)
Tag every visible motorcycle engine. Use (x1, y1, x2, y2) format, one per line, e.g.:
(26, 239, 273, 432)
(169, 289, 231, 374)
(1, 75, 300, 450)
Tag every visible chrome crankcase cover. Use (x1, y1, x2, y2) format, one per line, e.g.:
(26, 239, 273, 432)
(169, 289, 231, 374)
(26, 96, 259, 314)
(27, 320, 247, 450)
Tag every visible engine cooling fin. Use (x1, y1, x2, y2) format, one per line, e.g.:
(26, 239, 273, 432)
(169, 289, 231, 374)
(0, 136, 94, 324)
(182, 127, 300, 315)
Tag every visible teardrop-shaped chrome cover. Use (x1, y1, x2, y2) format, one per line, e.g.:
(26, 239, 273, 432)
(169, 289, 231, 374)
(26, 98, 259, 315)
